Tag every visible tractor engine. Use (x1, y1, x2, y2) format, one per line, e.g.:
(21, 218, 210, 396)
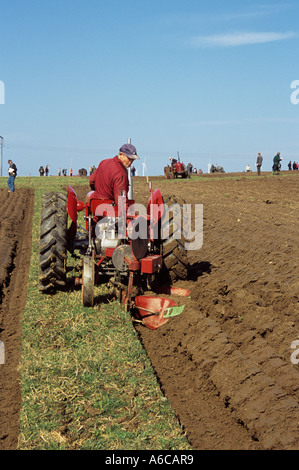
(94, 216, 119, 256)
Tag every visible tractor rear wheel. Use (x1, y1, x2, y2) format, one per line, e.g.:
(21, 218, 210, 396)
(159, 195, 189, 282)
(39, 191, 68, 293)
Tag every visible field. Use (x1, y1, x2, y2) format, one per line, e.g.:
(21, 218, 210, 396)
(1, 171, 299, 450)
(0, 188, 34, 449)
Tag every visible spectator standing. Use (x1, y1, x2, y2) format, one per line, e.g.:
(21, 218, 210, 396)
(256, 153, 263, 176)
(7, 159, 17, 192)
(273, 152, 283, 175)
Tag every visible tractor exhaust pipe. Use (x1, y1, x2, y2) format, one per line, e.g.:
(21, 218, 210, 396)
(127, 138, 133, 200)
(128, 166, 133, 200)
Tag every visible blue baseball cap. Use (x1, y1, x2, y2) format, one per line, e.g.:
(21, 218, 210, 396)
(119, 143, 139, 160)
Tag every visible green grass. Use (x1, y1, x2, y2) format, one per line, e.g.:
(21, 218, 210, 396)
(0, 176, 191, 450)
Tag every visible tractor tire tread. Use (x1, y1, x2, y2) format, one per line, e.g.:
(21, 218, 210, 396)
(159, 195, 189, 282)
(39, 191, 68, 293)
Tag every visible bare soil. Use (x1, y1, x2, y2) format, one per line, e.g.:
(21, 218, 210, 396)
(2, 173, 299, 450)
(0, 188, 34, 450)
(133, 172, 299, 450)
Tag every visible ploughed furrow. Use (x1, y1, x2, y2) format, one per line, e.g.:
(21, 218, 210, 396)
(132, 175, 299, 450)
(188, 266, 299, 449)
(0, 188, 34, 450)
(183, 313, 299, 449)
(0, 192, 28, 294)
(0, 240, 18, 304)
(137, 297, 299, 450)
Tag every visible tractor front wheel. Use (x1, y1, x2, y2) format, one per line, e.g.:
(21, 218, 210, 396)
(82, 255, 94, 307)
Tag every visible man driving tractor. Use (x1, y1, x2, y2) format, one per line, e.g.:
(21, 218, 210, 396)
(89, 143, 139, 202)
(39, 141, 189, 315)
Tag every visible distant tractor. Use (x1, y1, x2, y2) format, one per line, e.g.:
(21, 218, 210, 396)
(210, 164, 225, 174)
(164, 157, 190, 179)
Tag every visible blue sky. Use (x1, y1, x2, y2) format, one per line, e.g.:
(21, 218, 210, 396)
(1, 0, 299, 176)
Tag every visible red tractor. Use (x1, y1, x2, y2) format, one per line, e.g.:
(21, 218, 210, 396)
(164, 158, 190, 179)
(39, 184, 189, 313)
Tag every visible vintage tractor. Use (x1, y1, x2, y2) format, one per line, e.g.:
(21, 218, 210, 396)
(38, 183, 189, 313)
(164, 158, 190, 179)
(210, 164, 225, 174)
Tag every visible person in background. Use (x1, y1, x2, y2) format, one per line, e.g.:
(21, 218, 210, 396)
(187, 163, 193, 176)
(7, 159, 17, 192)
(256, 153, 263, 176)
(273, 152, 283, 175)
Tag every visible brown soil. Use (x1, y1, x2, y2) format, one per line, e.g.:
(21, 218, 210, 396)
(2, 173, 299, 450)
(0, 188, 34, 450)
(133, 173, 299, 450)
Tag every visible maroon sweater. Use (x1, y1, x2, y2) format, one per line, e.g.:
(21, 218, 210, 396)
(89, 156, 129, 202)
